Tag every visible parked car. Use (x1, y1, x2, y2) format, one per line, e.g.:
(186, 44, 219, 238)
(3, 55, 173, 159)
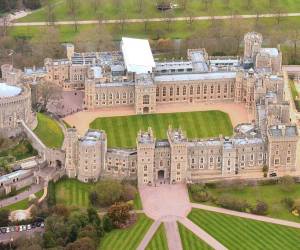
(27, 224, 31, 230)
(40, 222, 45, 228)
(6, 227, 10, 233)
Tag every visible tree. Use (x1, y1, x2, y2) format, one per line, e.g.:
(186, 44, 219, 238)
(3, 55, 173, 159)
(74, 24, 113, 52)
(66, 0, 80, 32)
(279, 175, 295, 192)
(288, 25, 300, 64)
(102, 215, 113, 232)
(44, 215, 69, 247)
(44, 0, 56, 24)
(91, 179, 123, 207)
(15, 234, 43, 250)
(251, 201, 268, 215)
(37, 81, 62, 112)
(180, 0, 188, 10)
(78, 225, 98, 243)
(0, 209, 10, 227)
(52, 204, 70, 219)
(65, 237, 96, 250)
(91, 0, 101, 13)
(107, 202, 131, 228)
(121, 184, 137, 202)
(136, 0, 144, 13)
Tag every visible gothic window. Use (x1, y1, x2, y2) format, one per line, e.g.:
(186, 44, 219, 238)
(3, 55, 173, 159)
(191, 158, 195, 163)
(287, 157, 291, 163)
(163, 87, 166, 96)
(224, 85, 228, 93)
(170, 87, 173, 96)
(204, 85, 207, 94)
(177, 163, 180, 169)
(190, 86, 193, 95)
(200, 157, 204, 163)
(123, 92, 127, 98)
(130, 92, 134, 98)
(160, 160, 163, 166)
(217, 85, 221, 93)
(210, 85, 214, 94)
(197, 85, 201, 94)
(210, 157, 213, 163)
(116, 93, 120, 99)
(156, 87, 159, 97)
(183, 86, 186, 95)
(109, 93, 113, 99)
(227, 159, 230, 166)
(143, 95, 150, 104)
(177, 87, 180, 95)
(144, 165, 147, 171)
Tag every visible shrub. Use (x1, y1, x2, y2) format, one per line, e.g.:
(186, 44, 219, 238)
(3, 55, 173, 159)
(292, 199, 300, 214)
(260, 179, 278, 186)
(107, 202, 131, 228)
(102, 215, 113, 232)
(47, 181, 56, 207)
(205, 182, 217, 189)
(189, 183, 205, 194)
(192, 190, 210, 202)
(281, 197, 295, 211)
(251, 201, 269, 215)
(217, 195, 250, 212)
(279, 176, 295, 192)
(121, 184, 137, 202)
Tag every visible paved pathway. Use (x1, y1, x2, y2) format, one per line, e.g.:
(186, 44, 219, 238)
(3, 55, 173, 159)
(137, 219, 161, 250)
(178, 217, 228, 250)
(0, 184, 43, 208)
(7, 12, 300, 26)
(164, 220, 183, 250)
(191, 203, 300, 229)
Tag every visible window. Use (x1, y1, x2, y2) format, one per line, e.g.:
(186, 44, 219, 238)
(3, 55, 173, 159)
(144, 165, 147, 171)
(287, 157, 291, 163)
(163, 87, 166, 96)
(156, 87, 159, 97)
(210, 85, 214, 94)
(170, 87, 173, 96)
(275, 158, 280, 165)
(116, 93, 120, 99)
(183, 86, 186, 95)
(190, 86, 193, 95)
(217, 85, 221, 93)
(204, 85, 207, 94)
(143, 95, 150, 104)
(177, 87, 180, 95)
(123, 92, 127, 98)
(197, 86, 201, 94)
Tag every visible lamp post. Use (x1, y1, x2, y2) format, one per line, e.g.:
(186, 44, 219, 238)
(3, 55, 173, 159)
(8, 49, 15, 68)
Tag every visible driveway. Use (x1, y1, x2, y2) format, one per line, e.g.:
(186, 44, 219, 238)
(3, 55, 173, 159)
(139, 184, 191, 220)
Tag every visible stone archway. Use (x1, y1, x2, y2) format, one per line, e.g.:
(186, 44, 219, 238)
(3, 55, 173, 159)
(143, 107, 149, 113)
(158, 170, 165, 180)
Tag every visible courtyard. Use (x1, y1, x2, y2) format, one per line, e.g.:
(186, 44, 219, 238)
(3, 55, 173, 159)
(64, 102, 250, 138)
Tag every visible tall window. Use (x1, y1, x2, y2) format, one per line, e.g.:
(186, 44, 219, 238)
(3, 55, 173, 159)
(156, 87, 159, 97)
(170, 87, 173, 96)
(177, 87, 180, 95)
(183, 86, 186, 95)
(204, 85, 207, 94)
(190, 86, 193, 95)
(143, 95, 150, 104)
(197, 85, 201, 94)
(163, 87, 166, 96)
(210, 85, 214, 94)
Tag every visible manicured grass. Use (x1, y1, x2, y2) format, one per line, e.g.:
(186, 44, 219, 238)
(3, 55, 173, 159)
(289, 80, 300, 111)
(188, 208, 300, 250)
(18, 0, 300, 22)
(90, 111, 233, 148)
(0, 140, 38, 161)
(146, 223, 168, 250)
(55, 178, 93, 208)
(34, 113, 64, 149)
(192, 183, 300, 222)
(1, 190, 44, 211)
(133, 192, 143, 210)
(99, 213, 153, 250)
(177, 222, 213, 250)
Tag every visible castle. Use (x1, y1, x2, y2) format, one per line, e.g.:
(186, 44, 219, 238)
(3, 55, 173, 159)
(0, 32, 299, 185)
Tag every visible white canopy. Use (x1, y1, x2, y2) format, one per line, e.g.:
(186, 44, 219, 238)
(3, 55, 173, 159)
(0, 83, 21, 98)
(121, 37, 155, 74)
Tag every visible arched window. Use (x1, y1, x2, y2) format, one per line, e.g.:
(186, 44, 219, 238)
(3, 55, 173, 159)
(183, 86, 186, 95)
(123, 92, 127, 98)
(160, 160, 163, 166)
(116, 92, 120, 99)
(156, 87, 159, 97)
(102, 93, 106, 99)
(170, 87, 173, 96)
(176, 87, 180, 95)
(163, 87, 166, 96)
(130, 92, 134, 98)
(197, 85, 201, 94)
(190, 86, 193, 95)
(217, 85, 221, 93)
(204, 85, 207, 94)
(210, 85, 214, 94)
(109, 93, 113, 99)
(143, 95, 150, 104)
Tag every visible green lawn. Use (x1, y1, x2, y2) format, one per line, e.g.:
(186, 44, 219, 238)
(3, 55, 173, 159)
(33, 113, 64, 149)
(0, 140, 38, 161)
(99, 213, 153, 250)
(146, 223, 168, 250)
(178, 222, 213, 250)
(133, 192, 143, 210)
(55, 178, 93, 208)
(18, 0, 300, 22)
(191, 183, 300, 223)
(90, 111, 233, 148)
(1, 190, 44, 211)
(188, 208, 300, 250)
(289, 80, 300, 111)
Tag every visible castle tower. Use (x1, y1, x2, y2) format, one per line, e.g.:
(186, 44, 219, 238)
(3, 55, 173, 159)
(77, 129, 107, 183)
(244, 32, 263, 60)
(84, 79, 96, 110)
(64, 43, 75, 61)
(62, 128, 79, 178)
(136, 128, 155, 185)
(167, 127, 188, 184)
(267, 125, 299, 173)
(134, 74, 156, 114)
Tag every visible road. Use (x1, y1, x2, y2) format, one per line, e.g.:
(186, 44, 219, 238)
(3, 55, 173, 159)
(4, 12, 300, 27)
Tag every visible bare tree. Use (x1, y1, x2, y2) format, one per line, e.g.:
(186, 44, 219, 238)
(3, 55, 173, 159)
(66, 0, 80, 32)
(180, 0, 189, 10)
(45, 0, 56, 25)
(37, 81, 62, 112)
(91, 0, 101, 13)
(136, 0, 144, 13)
(288, 26, 300, 64)
(164, 10, 174, 32)
(0, 15, 9, 37)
